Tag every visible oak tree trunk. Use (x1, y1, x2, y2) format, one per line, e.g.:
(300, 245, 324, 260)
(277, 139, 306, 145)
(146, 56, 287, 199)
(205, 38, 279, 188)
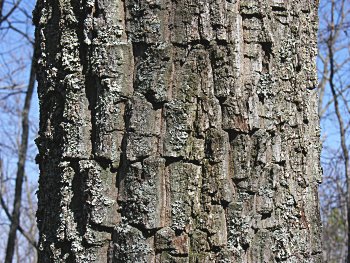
(34, 0, 322, 262)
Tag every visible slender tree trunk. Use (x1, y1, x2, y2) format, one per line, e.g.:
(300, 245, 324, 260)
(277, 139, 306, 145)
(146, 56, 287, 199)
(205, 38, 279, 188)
(34, 0, 322, 262)
(327, 2, 350, 262)
(0, 0, 4, 19)
(4, 58, 35, 263)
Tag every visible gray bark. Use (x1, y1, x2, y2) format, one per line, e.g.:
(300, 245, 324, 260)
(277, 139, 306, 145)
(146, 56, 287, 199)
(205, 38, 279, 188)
(33, 0, 322, 262)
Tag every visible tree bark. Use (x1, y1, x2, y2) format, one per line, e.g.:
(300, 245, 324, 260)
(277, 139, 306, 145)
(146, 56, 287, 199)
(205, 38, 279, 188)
(33, 0, 323, 262)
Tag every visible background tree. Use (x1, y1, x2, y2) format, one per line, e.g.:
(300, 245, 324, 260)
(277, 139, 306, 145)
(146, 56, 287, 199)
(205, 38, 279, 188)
(317, 0, 350, 262)
(0, 0, 38, 262)
(33, 0, 322, 262)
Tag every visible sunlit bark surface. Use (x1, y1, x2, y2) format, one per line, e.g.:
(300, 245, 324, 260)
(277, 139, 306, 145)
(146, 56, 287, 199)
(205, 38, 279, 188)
(34, 0, 322, 262)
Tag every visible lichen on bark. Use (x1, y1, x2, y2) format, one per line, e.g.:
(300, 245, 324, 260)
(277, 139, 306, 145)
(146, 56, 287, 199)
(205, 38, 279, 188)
(34, 0, 322, 262)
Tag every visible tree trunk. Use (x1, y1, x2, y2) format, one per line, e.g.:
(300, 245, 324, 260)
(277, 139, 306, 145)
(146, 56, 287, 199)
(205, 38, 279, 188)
(33, 0, 322, 262)
(4, 56, 36, 263)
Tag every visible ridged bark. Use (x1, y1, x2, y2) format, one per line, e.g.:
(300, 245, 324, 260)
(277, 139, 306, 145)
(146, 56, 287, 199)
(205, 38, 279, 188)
(34, 0, 322, 262)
